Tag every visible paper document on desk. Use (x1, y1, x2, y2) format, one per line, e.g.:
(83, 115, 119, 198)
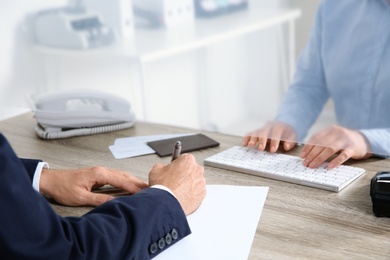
(109, 133, 194, 159)
(156, 185, 269, 260)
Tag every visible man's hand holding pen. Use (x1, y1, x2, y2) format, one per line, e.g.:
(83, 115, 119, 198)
(149, 141, 206, 216)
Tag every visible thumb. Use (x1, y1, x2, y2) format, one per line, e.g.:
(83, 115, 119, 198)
(284, 141, 296, 151)
(81, 191, 115, 207)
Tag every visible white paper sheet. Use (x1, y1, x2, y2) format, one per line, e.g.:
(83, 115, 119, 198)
(109, 133, 194, 159)
(155, 185, 269, 260)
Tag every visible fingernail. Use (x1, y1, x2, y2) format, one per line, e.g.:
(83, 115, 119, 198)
(303, 159, 308, 167)
(300, 152, 306, 158)
(309, 161, 317, 168)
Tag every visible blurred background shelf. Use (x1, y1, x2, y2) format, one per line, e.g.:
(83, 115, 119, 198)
(1, 1, 324, 137)
(32, 7, 301, 134)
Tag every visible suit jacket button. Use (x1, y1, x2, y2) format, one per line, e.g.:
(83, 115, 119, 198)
(149, 242, 158, 254)
(158, 238, 166, 249)
(171, 228, 179, 240)
(165, 233, 172, 245)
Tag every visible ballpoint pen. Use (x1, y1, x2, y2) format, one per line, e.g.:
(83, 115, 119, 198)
(171, 141, 182, 162)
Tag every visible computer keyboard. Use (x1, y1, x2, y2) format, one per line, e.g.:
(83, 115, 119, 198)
(204, 146, 365, 192)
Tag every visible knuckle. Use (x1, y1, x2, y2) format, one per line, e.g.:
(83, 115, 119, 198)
(153, 163, 164, 169)
(90, 166, 107, 174)
(328, 146, 339, 154)
(182, 153, 194, 161)
(202, 189, 207, 199)
(312, 137, 322, 144)
(341, 149, 352, 159)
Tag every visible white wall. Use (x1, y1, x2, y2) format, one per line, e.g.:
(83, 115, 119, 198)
(0, 0, 321, 136)
(0, 0, 68, 118)
(289, 0, 319, 58)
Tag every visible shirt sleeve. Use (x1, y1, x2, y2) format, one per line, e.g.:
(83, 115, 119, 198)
(151, 184, 176, 197)
(275, 0, 330, 142)
(32, 162, 49, 192)
(360, 129, 390, 157)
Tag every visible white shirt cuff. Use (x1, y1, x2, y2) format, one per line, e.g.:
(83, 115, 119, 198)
(32, 162, 49, 192)
(151, 184, 176, 198)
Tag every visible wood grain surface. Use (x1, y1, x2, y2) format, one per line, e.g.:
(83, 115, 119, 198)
(1, 113, 390, 259)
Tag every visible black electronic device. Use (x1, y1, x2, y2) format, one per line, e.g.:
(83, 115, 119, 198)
(147, 134, 219, 157)
(370, 171, 390, 217)
(194, 0, 248, 17)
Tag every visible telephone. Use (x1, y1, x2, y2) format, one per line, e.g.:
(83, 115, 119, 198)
(29, 89, 135, 139)
(194, 0, 248, 17)
(34, 7, 115, 49)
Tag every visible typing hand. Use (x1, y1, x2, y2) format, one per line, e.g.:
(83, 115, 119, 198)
(300, 125, 373, 169)
(148, 154, 206, 216)
(39, 167, 148, 206)
(242, 121, 298, 152)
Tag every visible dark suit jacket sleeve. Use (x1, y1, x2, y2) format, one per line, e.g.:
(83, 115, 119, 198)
(19, 158, 42, 182)
(0, 134, 191, 259)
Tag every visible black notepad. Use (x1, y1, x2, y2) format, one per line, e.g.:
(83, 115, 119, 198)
(147, 134, 220, 157)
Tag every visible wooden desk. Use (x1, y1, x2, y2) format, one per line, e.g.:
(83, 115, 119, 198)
(1, 113, 390, 259)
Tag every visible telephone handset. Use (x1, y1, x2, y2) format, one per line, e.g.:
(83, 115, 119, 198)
(29, 89, 135, 139)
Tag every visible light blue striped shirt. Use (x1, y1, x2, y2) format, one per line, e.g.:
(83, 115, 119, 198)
(275, 0, 390, 156)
